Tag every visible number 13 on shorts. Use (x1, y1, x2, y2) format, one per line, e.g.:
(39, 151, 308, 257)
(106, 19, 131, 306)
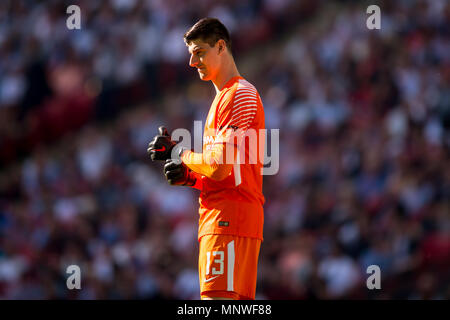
(203, 240, 235, 291)
(199, 235, 261, 299)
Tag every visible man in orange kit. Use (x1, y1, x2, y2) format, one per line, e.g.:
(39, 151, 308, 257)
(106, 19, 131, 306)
(147, 18, 265, 300)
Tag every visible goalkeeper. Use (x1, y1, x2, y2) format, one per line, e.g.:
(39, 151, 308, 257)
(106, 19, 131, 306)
(147, 18, 265, 300)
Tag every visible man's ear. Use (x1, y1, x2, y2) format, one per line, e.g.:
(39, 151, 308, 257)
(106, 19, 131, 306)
(217, 39, 225, 54)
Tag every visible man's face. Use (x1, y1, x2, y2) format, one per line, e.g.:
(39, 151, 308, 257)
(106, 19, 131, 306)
(187, 39, 221, 81)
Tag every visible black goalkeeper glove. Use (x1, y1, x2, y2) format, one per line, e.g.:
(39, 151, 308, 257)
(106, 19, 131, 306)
(147, 126, 178, 161)
(164, 159, 197, 186)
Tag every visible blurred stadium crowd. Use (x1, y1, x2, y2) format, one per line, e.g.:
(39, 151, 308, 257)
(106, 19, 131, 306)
(0, 0, 449, 299)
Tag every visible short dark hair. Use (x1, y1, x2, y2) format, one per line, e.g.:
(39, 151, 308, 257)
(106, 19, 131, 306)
(184, 18, 232, 52)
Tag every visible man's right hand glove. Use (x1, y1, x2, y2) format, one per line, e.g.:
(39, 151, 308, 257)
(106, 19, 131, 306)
(164, 159, 197, 186)
(147, 126, 178, 161)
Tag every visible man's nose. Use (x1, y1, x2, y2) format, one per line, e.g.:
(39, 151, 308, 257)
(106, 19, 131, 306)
(190, 55, 199, 67)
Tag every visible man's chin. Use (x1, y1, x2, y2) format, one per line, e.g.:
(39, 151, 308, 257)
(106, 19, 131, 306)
(197, 69, 210, 80)
(199, 73, 210, 81)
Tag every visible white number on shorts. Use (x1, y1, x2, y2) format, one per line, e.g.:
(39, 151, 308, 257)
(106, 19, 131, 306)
(205, 241, 235, 291)
(206, 251, 224, 275)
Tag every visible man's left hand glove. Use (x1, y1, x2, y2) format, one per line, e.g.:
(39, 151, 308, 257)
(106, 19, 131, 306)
(147, 126, 178, 161)
(164, 159, 197, 186)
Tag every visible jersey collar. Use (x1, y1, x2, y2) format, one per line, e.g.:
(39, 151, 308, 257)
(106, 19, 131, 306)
(219, 76, 243, 92)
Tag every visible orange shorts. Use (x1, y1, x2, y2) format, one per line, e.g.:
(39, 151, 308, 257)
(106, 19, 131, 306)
(198, 234, 261, 300)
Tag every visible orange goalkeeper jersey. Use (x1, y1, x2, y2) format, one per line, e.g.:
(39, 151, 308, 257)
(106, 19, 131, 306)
(181, 76, 265, 241)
